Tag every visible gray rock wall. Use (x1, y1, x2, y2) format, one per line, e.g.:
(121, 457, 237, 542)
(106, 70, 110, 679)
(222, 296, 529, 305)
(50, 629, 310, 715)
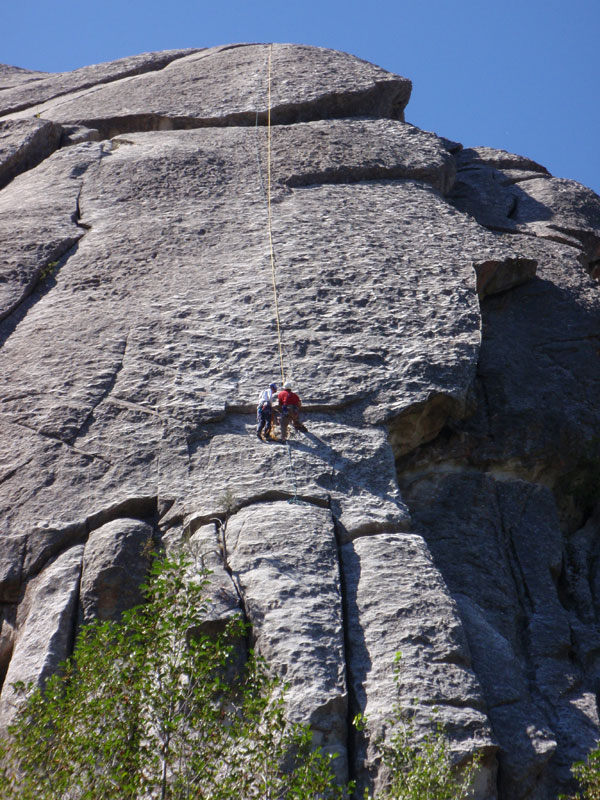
(0, 43, 599, 799)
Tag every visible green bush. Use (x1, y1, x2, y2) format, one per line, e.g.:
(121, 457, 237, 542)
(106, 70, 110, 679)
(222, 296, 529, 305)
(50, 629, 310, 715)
(560, 741, 600, 800)
(0, 552, 342, 800)
(0, 554, 482, 799)
(360, 653, 481, 800)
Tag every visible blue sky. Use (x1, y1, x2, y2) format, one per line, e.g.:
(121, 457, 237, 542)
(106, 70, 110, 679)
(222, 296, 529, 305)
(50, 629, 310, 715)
(3, 0, 599, 195)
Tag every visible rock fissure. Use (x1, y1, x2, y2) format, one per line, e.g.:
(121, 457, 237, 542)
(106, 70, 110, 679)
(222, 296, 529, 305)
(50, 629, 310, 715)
(73, 186, 91, 231)
(0, 50, 202, 118)
(329, 505, 359, 786)
(19, 500, 159, 587)
(2, 43, 599, 798)
(185, 493, 331, 537)
(0, 233, 84, 325)
(0, 118, 63, 190)
(281, 164, 450, 194)
(0, 415, 114, 465)
(497, 483, 537, 617)
(68, 333, 130, 446)
(0, 462, 26, 487)
(41, 97, 409, 143)
(214, 518, 249, 627)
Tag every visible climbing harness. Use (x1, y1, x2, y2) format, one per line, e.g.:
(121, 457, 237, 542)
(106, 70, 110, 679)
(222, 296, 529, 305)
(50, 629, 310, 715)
(255, 45, 306, 506)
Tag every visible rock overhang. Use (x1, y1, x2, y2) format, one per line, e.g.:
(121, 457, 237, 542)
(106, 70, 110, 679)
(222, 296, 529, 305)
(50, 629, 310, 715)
(1, 42, 600, 799)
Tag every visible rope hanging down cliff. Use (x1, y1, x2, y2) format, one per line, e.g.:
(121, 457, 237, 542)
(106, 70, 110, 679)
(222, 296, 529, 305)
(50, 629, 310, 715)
(255, 45, 305, 505)
(253, 44, 287, 391)
(265, 45, 285, 388)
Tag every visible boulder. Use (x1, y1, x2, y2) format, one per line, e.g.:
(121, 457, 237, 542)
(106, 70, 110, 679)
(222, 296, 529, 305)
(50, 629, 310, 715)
(79, 517, 154, 623)
(225, 501, 348, 778)
(0, 546, 83, 728)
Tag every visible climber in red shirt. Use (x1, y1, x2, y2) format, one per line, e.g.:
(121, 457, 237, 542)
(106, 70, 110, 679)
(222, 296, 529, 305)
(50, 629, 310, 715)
(276, 383, 307, 440)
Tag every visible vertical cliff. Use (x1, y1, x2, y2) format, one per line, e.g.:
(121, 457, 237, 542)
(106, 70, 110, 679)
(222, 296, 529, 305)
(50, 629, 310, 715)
(1, 44, 599, 798)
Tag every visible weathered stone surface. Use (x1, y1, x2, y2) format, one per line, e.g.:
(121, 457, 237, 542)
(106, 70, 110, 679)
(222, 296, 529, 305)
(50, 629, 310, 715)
(456, 146, 549, 175)
(1, 43, 599, 798)
(392, 227, 600, 797)
(397, 237, 600, 489)
(0, 545, 83, 728)
(0, 119, 509, 540)
(473, 255, 537, 298)
(475, 239, 600, 511)
(0, 64, 51, 91)
(511, 177, 600, 262)
(269, 118, 456, 194)
(0, 534, 27, 603)
(14, 44, 411, 136)
(0, 50, 198, 116)
(450, 146, 600, 273)
(164, 522, 242, 635)
(0, 606, 16, 687)
(396, 472, 600, 797)
(180, 414, 410, 541)
(342, 533, 496, 798)
(225, 501, 348, 776)
(0, 141, 101, 321)
(455, 595, 558, 798)
(0, 117, 62, 189)
(80, 517, 153, 623)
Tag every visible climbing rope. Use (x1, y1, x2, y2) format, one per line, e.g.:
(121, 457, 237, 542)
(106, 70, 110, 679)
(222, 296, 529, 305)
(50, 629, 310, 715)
(255, 45, 306, 506)
(266, 45, 286, 387)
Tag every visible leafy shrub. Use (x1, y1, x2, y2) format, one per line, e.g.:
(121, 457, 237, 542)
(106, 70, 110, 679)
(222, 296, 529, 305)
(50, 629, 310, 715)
(560, 742, 600, 800)
(0, 552, 341, 800)
(0, 554, 482, 799)
(358, 653, 481, 800)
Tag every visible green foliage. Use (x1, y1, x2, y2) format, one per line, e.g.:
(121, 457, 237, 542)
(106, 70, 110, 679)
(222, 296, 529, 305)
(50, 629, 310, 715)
(362, 653, 481, 800)
(38, 260, 59, 282)
(0, 556, 482, 800)
(560, 741, 600, 800)
(218, 488, 237, 518)
(0, 552, 341, 800)
(571, 746, 600, 799)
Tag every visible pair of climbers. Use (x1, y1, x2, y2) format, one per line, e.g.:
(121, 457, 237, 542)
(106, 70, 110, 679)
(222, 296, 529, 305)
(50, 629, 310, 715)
(256, 381, 307, 442)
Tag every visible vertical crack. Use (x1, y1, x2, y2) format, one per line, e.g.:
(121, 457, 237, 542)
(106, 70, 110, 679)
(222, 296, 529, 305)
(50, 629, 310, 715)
(495, 479, 535, 615)
(507, 195, 519, 220)
(216, 515, 249, 628)
(68, 332, 130, 445)
(329, 499, 358, 787)
(73, 184, 91, 231)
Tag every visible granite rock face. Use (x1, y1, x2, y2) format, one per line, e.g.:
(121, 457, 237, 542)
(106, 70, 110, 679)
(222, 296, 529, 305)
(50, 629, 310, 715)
(79, 517, 153, 624)
(0, 43, 599, 799)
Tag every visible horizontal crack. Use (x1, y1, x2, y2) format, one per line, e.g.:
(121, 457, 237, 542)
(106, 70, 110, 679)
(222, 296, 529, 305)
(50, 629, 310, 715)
(22, 494, 159, 585)
(0, 415, 113, 465)
(1, 50, 203, 118)
(282, 165, 449, 193)
(185, 492, 330, 536)
(43, 79, 408, 141)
